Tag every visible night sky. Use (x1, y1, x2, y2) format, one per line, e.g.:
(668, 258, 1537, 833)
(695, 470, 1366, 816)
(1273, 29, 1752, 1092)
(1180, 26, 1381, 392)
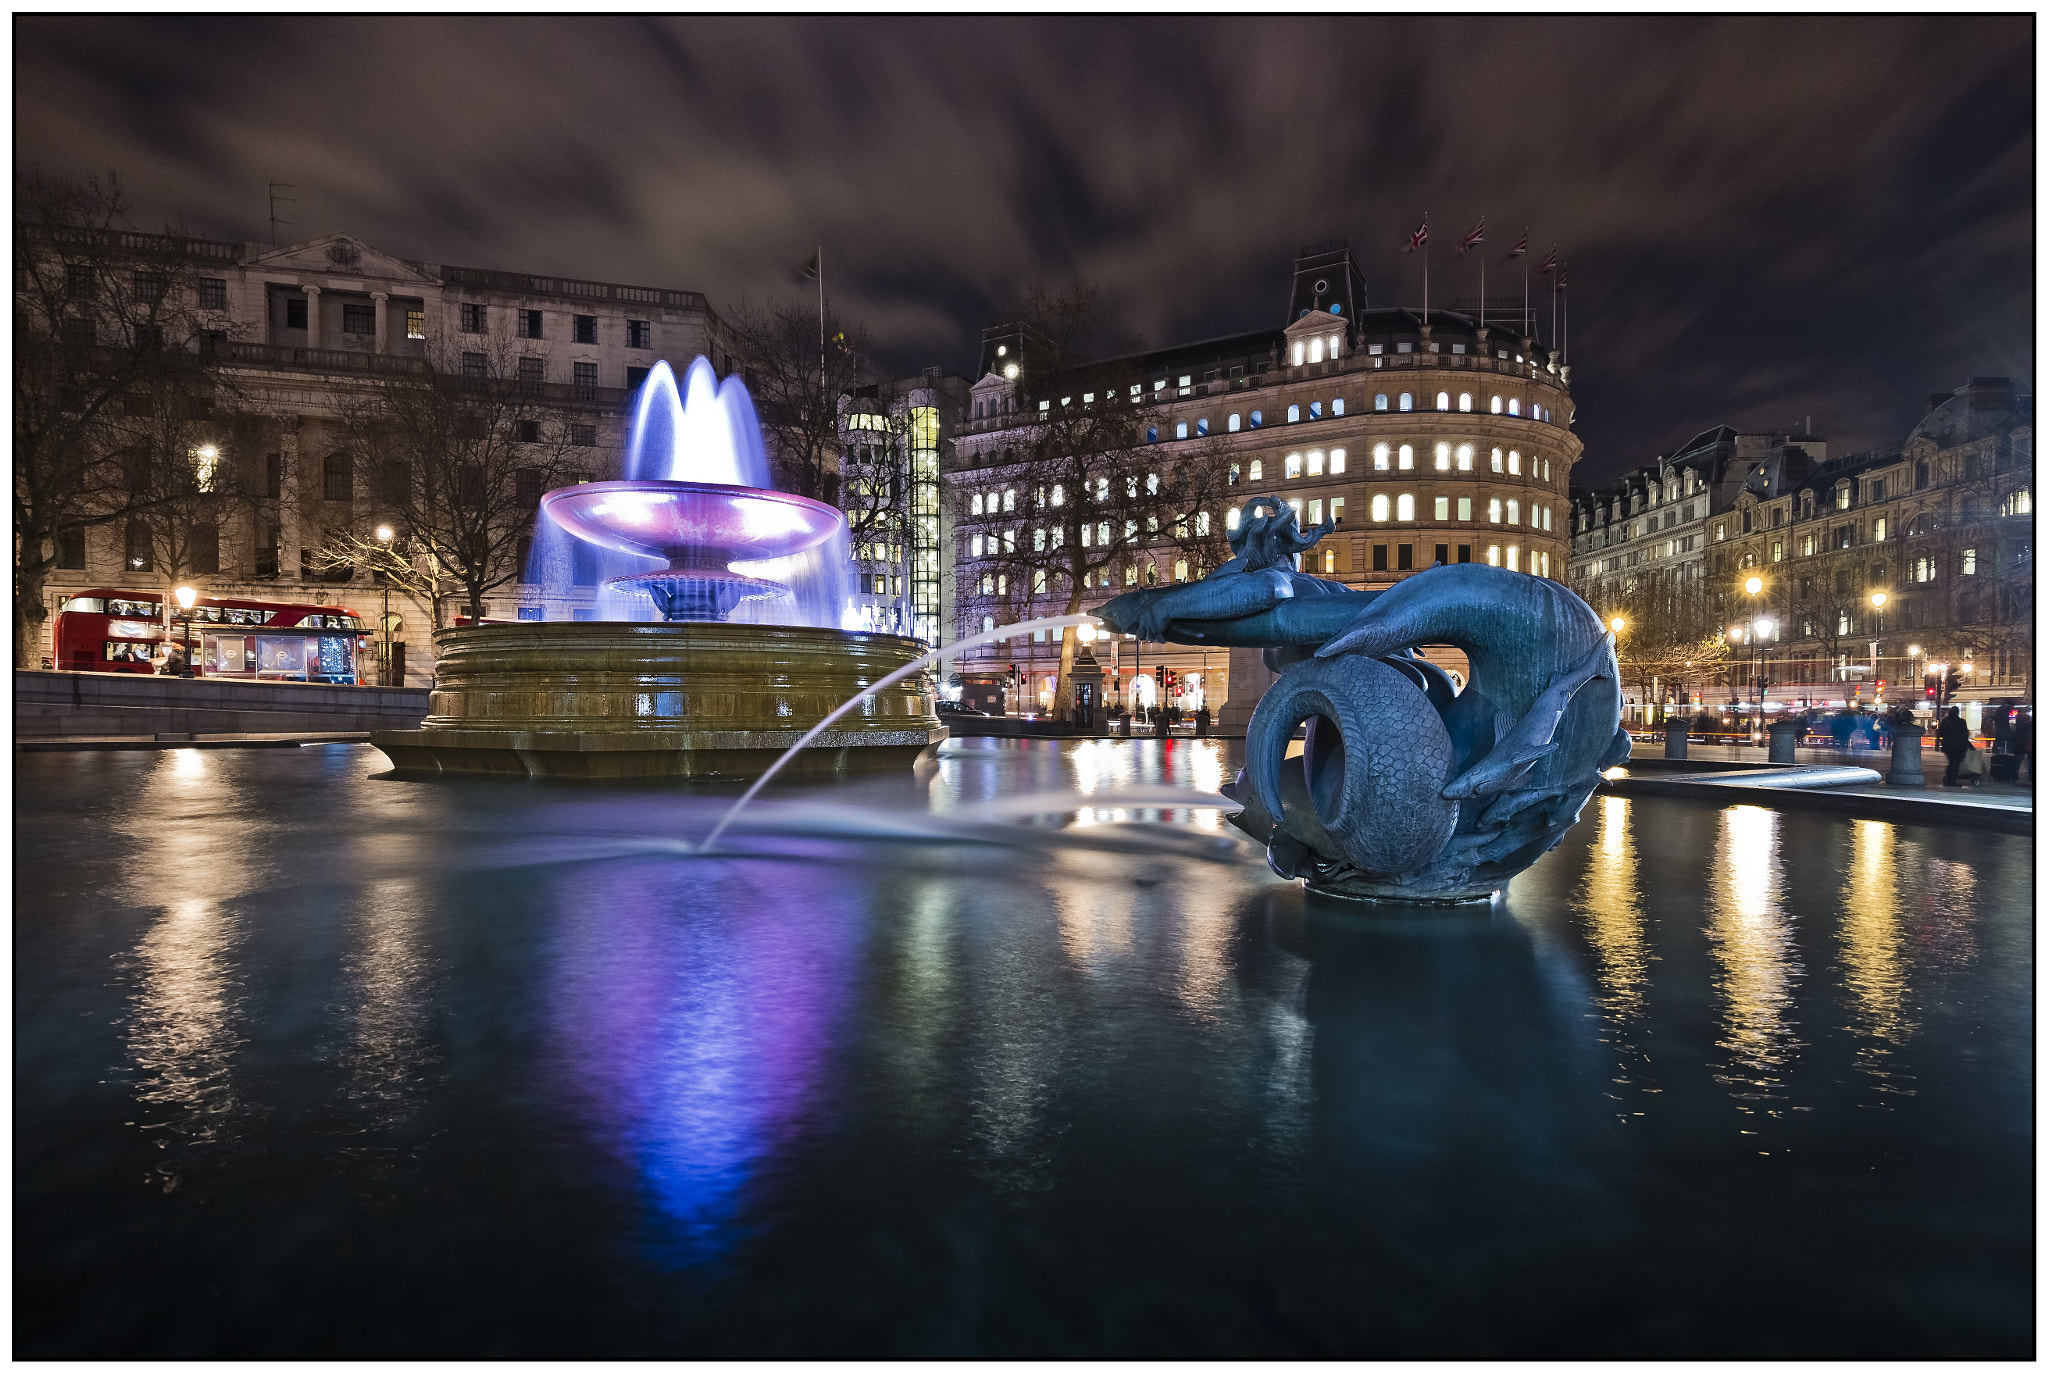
(16, 15, 2033, 486)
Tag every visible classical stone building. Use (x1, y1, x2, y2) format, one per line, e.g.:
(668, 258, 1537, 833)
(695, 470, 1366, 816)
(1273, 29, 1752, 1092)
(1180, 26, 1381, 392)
(944, 240, 1582, 715)
(28, 230, 728, 681)
(1569, 378, 2033, 725)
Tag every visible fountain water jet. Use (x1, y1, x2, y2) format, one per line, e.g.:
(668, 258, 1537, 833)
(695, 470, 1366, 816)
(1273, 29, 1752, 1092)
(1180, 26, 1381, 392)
(370, 357, 939, 780)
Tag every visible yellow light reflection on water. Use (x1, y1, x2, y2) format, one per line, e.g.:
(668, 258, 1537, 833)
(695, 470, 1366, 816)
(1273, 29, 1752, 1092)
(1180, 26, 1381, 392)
(1839, 820, 1914, 1046)
(1575, 794, 1649, 1022)
(1705, 806, 1803, 1085)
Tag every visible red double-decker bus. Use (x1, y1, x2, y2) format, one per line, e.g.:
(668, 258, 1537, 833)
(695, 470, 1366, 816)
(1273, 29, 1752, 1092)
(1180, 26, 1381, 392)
(51, 589, 373, 684)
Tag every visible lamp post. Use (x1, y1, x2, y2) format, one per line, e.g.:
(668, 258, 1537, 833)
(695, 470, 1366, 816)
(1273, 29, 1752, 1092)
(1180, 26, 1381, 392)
(1608, 616, 1628, 722)
(1868, 592, 1887, 704)
(173, 585, 196, 677)
(375, 525, 395, 686)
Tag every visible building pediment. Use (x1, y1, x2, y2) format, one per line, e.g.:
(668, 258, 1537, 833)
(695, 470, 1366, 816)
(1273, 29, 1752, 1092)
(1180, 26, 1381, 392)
(245, 234, 438, 288)
(1283, 307, 1344, 340)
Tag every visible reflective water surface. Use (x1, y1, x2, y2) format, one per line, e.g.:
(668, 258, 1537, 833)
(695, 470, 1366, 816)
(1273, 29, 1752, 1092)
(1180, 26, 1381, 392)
(15, 741, 2032, 1357)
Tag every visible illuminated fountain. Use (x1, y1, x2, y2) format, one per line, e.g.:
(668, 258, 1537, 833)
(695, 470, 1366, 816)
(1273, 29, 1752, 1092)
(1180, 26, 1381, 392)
(370, 359, 942, 781)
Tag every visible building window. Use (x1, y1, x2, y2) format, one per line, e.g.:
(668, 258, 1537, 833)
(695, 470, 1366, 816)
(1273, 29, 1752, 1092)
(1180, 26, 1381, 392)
(197, 277, 227, 311)
(1396, 493, 1415, 521)
(1457, 496, 1473, 521)
(341, 303, 375, 335)
(132, 270, 167, 304)
(1487, 544, 1501, 566)
(1914, 459, 1930, 490)
(1434, 443, 1450, 471)
(1398, 444, 1413, 470)
(462, 351, 487, 378)
(1434, 495, 1451, 520)
(1458, 392, 1473, 412)
(627, 365, 650, 391)
(1508, 450, 1521, 475)
(1488, 498, 1502, 524)
(1399, 393, 1413, 412)
(1456, 444, 1473, 471)
(406, 309, 426, 340)
(55, 526, 85, 569)
(124, 520, 152, 571)
(1375, 394, 1388, 412)
(460, 302, 487, 333)
(573, 315, 598, 344)
(1436, 392, 1450, 411)
(1963, 547, 1978, 575)
(1373, 544, 1389, 571)
(1330, 497, 1345, 523)
(1249, 410, 1262, 428)
(1146, 428, 1157, 443)
(1491, 395, 1503, 414)
(518, 606, 545, 622)
(1371, 494, 1390, 522)
(1507, 499, 1520, 525)
(1248, 460, 1263, 481)
(1333, 398, 1345, 416)
(1282, 453, 1301, 479)
(1228, 412, 1240, 432)
(1329, 448, 1346, 474)
(1307, 450, 1325, 476)
(519, 356, 545, 384)
(1835, 525, 1853, 550)
(1507, 399, 1520, 416)
(285, 297, 308, 330)
(1491, 448, 1504, 473)
(570, 423, 597, 447)
(1309, 402, 1323, 420)
(1287, 405, 1300, 423)
(1374, 444, 1390, 471)
(1507, 545, 1520, 571)
(574, 361, 598, 397)
(1293, 341, 1306, 366)
(1175, 422, 1188, 440)
(1871, 516, 1887, 542)
(628, 319, 652, 349)
(323, 452, 354, 503)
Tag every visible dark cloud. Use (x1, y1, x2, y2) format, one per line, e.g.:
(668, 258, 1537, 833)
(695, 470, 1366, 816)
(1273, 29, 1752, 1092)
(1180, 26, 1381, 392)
(16, 15, 2032, 483)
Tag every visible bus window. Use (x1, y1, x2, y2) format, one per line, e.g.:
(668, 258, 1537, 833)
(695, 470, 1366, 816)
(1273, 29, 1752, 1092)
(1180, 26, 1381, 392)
(108, 599, 159, 618)
(60, 597, 106, 615)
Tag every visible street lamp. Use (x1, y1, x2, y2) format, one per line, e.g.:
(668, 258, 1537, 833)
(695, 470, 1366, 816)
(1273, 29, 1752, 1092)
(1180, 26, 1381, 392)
(1609, 616, 1625, 634)
(375, 525, 395, 686)
(1752, 616, 1775, 724)
(173, 584, 196, 678)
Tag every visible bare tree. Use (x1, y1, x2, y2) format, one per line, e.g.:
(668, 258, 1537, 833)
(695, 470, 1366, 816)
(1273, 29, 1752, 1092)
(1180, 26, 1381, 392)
(13, 171, 241, 665)
(724, 295, 875, 506)
(326, 342, 583, 623)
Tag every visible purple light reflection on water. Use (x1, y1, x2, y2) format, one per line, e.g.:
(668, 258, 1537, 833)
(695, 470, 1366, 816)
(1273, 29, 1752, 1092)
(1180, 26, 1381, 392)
(541, 855, 857, 1268)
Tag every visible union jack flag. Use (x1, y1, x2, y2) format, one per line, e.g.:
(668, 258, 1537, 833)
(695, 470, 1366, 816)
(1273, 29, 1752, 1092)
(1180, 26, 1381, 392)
(1402, 219, 1428, 254)
(1457, 219, 1485, 254)
(1502, 232, 1528, 263)
(1557, 262, 1568, 288)
(1534, 247, 1558, 277)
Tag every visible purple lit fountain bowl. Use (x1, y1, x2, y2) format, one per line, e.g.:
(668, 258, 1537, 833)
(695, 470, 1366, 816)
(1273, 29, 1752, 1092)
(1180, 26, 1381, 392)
(541, 479, 845, 621)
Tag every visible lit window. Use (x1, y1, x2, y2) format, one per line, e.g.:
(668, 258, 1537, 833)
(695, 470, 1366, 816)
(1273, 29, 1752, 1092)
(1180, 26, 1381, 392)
(1457, 496, 1472, 521)
(1330, 497, 1345, 523)
(1003, 489, 1015, 512)
(1507, 499, 1519, 525)
(1491, 448, 1504, 473)
(1228, 413, 1241, 432)
(1308, 498, 1323, 523)
(1459, 392, 1473, 412)
(1147, 472, 1160, 495)
(1196, 418, 1209, 436)
(1456, 444, 1473, 471)
(1176, 422, 1188, 439)
(1437, 392, 1450, 411)
(1196, 511, 1211, 535)
(405, 310, 426, 340)
(1330, 449, 1346, 474)
(1371, 494, 1390, 521)
(1399, 393, 1413, 412)
(1963, 547, 1978, 575)
(1540, 551, 1550, 577)
(1397, 493, 1415, 521)
(1249, 460, 1263, 481)
(1398, 444, 1414, 470)
(1288, 405, 1300, 423)
(1146, 427, 1157, 442)
(1542, 506, 1553, 531)
(1293, 341, 1306, 366)
(1250, 410, 1262, 428)
(1434, 443, 1450, 471)
(1285, 453, 1302, 479)
(1490, 395, 1502, 414)
(1434, 495, 1450, 520)
(1507, 545, 1519, 571)
(1288, 498, 1303, 521)
(970, 533, 984, 557)
(1332, 398, 1345, 416)
(1488, 498, 1502, 524)
(1310, 401, 1323, 420)
(1374, 444, 1390, 471)
(1226, 507, 1241, 531)
(1507, 399, 1520, 416)
(1080, 523, 1092, 547)
(1771, 541, 1783, 562)
(1375, 394, 1389, 411)
(1308, 450, 1325, 476)
(1175, 559, 1189, 581)
(1508, 451, 1521, 475)
(1487, 544, 1501, 566)
(1329, 334, 1341, 359)
(971, 493, 983, 514)
(1309, 337, 1324, 363)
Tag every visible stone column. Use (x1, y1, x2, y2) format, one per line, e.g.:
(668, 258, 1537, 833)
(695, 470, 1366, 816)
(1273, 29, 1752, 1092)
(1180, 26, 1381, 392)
(371, 292, 388, 354)
(1887, 718, 1926, 787)
(301, 285, 321, 350)
(1217, 644, 1278, 736)
(1663, 715, 1689, 760)
(1766, 719, 1801, 763)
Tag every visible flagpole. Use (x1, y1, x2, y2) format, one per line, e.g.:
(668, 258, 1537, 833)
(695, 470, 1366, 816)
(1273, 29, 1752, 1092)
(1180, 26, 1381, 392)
(1422, 212, 1429, 319)
(816, 243, 826, 412)
(1479, 251, 1486, 331)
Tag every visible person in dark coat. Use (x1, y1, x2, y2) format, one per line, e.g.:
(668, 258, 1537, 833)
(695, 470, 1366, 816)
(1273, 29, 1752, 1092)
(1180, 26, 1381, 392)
(2013, 712, 2034, 786)
(1935, 707, 1972, 787)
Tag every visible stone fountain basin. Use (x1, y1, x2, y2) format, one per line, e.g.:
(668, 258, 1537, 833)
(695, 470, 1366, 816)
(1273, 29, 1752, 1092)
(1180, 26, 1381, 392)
(370, 622, 944, 780)
(539, 480, 842, 566)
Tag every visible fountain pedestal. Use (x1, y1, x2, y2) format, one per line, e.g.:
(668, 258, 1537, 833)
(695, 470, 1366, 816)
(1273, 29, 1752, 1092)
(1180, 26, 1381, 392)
(370, 622, 943, 780)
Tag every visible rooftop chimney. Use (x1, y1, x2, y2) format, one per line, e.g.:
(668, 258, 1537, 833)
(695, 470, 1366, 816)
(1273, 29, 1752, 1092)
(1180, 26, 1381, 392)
(1967, 376, 2015, 412)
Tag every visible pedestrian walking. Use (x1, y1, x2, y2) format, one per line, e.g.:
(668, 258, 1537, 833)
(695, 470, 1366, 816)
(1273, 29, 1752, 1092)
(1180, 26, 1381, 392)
(2013, 711, 2034, 787)
(1936, 707, 1971, 787)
